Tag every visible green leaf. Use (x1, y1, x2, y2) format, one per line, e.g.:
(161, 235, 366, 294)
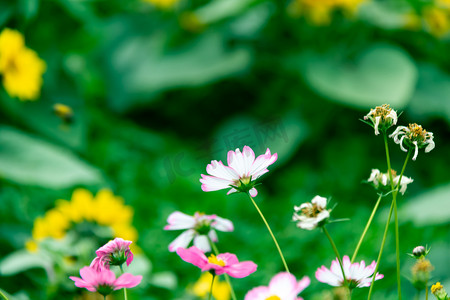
(286, 44, 418, 109)
(0, 250, 54, 278)
(0, 126, 103, 188)
(105, 30, 252, 111)
(399, 183, 450, 226)
(408, 64, 450, 123)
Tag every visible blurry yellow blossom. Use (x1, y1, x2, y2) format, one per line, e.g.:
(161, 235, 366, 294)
(190, 272, 230, 300)
(423, 6, 450, 37)
(27, 189, 138, 252)
(289, 0, 366, 25)
(143, 0, 179, 9)
(0, 28, 46, 101)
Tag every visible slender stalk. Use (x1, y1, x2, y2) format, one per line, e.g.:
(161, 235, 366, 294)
(323, 226, 348, 288)
(119, 265, 128, 300)
(351, 194, 383, 263)
(426, 285, 429, 300)
(247, 193, 290, 273)
(367, 198, 395, 300)
(208, 274, 215, 300)
(207, 237, 237, 300)
(0, 291, 8, 300)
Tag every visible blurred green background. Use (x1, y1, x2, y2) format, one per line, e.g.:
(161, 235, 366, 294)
(0, 0, 449, 299)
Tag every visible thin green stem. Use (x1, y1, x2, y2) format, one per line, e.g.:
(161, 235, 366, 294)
(367, 198, 395, 300)
(323, 226, 348, 288)
(426, 285, 429, 300)
(207, 237, 237, 300)
(208, 274, 215, 300)
(247, 193, 290, 273)
(351, 194, 383, 263)
(0, 290, 8, 300)
(119, 265, 128, 300)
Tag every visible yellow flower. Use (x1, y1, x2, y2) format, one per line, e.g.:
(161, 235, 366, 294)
(25, 239, 38, 253)
(143, 0, 179, 9)
(0, 28, 46, 101)
(432, 282, 444, 294)
(190, 272, 230, 300)
(27, 189, 138, 252)
(423, 6, 450, 37)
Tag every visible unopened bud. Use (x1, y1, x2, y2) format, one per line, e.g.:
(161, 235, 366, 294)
(413, 246, 426, 258)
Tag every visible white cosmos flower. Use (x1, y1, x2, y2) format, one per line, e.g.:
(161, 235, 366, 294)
(389, 123, 435, 160)
(164, 211, 233, 252)
(245, 272, 310, 300)
(293, 196, 330, 230)
(200, 146, 278, 197)
(367, 169, 413, 195)
(364, 104, 398, 135)
(316, 255, 384, 289)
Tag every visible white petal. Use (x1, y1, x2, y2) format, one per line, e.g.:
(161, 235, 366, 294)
(226, 187, 238, 195)
(367, 169, 380, 184)
(242, 146, 256, 177)
(206, 160, 239, 181)
(168, 229, 195, 252)
(212, 216, 234, 232)
(374, 116, 380, 135)
(412, 141, 419, 161)
(227, 148, 246, 177)
(249, 187, 258, 197)
(200, 175, 234, 192)
(425, 139, 435, 153)
(164, 211, 196, 230)
(399, 136, 408, 152)
(250, 149, 277, 178)
(193, 235, 211, 252)
(311, 196, 327, 209)
(208, 230, 218, 242)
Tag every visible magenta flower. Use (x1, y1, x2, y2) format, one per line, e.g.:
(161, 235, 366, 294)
(90, 238, 133, 270)
(165, 211, 234, 252)
(70, 266, 142, 296)
(245, 272, 310, 300)
(200, 146, 277, 197)
(315, 256, 384, 289)
(176, 246, 257, 278)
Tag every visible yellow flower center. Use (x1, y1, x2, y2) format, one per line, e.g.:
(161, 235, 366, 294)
(302, 203, 323, 217)
(266, 296, 281, 300)
(372, 104, 392, 120)
(431, 282, 443, 294)
(408, 123, 427, 141)
(208, 254, 226, 267)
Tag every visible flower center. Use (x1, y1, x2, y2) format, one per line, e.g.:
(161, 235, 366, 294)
(302, 203, 322, 217)
(207, 254, 226, 267)
(96, 284, 114, 296)
(265, 296, 281, 300)
(390, 169, 397, 177)
(408, 123, 427, 141)
(372, 104, 392, 119)
(195, 218, 212, 235)
(235, 176, 251, 187)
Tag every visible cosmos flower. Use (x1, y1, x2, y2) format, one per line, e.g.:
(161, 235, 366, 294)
(200, 146, 277, 197)
(165, 211, 233, 253)
(293, 196, 330, 230)
(367, 169, 413, 195)
(176, 246, 257, 278)
(364, 104, 398, 135)
(70, 266, 142, 296)
(245, 272, 310, 300)
(390, 123, 435, 160)
(316, 255, 383, 289)
(90, 238, 134, 270)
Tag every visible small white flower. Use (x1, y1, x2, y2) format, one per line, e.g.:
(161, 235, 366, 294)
(389, 123, 435, 160)
(293, 196, 330, 230)
(200, 146, 277, 197)
(315, 255, 384, 289)
(364, 104, 398, 135)
(367, 169, 413, 195)
(164, 211, 233, 252)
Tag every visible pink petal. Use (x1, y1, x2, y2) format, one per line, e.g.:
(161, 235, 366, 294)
(249, 188, 258, 197)
(217, 253, 239, 265)
(250, 149, 277, 178)
(176, 246, 208, 269)
(268, 272, 297, 297)
(245, 286, 271, 300)
(114, 273, 142, 290)
(206, 160, 240, 181)
(200, 175, 234, 192)
(224, 261, 257, 278)
(296, 276, 310, 294)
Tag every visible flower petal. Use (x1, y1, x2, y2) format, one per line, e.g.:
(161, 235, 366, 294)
(176, 246, 208, 269)
(164, 211, 196, 230)
(168, 229, 196, 252)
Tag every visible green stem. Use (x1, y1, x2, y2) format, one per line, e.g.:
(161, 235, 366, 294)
(426, 285, 429, 300)
(208, 274, 215, 300)
(323, 226, 348, 288)
(207, 237, 237, 300)
(351, 194, 383, 264)
(247, 193, 290, 273)
(119, 265, 128, 300)
(367, 199, 395, 300)
(0, 290, 8, 300)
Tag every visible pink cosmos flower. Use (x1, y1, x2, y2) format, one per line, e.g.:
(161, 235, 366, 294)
(165, 211, 234, 253)
(200, 146, 277, 197)
(316, 256, 384, 289)
(70, 266, 142, 296)
(245, 272, 310, 300)
(176, 246, 257, 278)
(90, 238, 133, 270)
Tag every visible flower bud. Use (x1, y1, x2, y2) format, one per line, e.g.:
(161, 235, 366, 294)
(413, 246, 426, 258)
